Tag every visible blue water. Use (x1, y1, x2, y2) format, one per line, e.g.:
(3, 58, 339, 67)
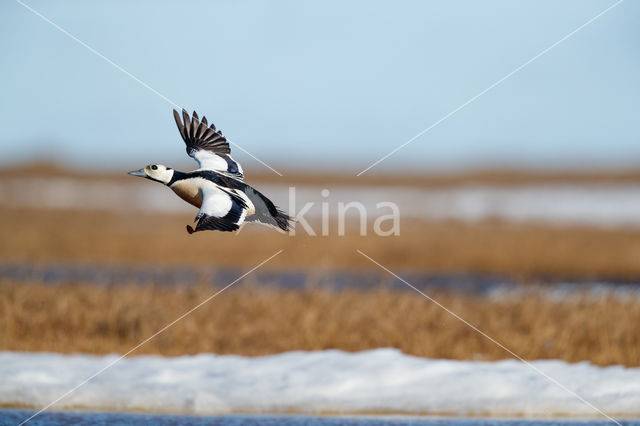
(1, 410, 638, 426)
(2, 261, 640, 298)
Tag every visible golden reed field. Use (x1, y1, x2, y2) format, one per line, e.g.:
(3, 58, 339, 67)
(2, 283, 639, 367)
(3, 207, 640, 278)
(1, 165, 640, 366)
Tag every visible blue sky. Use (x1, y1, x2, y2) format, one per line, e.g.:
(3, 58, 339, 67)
(0, 0, 638, 174)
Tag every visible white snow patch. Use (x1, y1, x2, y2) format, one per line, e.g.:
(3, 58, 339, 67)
(1, 349, 639, 417)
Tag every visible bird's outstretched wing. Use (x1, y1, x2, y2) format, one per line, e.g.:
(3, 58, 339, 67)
(173, 109, 244, 180)
(186, 186, 249, 234)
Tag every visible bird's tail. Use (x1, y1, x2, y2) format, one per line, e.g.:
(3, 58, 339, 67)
(272, 208, 294, 232)
(243, 186, 295, 232)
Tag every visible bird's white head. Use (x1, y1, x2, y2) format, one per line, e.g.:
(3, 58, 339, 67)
(128, 164, 174, 184)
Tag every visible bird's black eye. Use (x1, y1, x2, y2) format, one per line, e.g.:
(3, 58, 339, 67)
(151, 165, 158, 170)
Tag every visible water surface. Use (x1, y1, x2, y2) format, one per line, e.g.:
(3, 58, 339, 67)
(2, 409, 638, 426)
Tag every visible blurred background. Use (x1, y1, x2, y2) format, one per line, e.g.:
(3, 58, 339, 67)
(1, 0, 640, 172)
(1, 0, 640, 368)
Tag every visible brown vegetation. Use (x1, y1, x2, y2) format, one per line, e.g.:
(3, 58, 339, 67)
(1, 282, 638, 366)
(2, 166, 640, 368)
(2, 206, 640, 279)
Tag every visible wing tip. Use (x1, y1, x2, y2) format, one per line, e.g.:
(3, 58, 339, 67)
(172, 109, 233, 161)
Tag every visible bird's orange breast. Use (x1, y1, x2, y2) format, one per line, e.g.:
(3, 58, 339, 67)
(170, 180, 202, 209)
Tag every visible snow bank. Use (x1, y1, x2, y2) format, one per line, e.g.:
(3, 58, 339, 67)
(1, 349, 639, 418)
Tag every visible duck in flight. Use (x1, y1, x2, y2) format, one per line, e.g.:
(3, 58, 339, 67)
(129, 109, 292, 234)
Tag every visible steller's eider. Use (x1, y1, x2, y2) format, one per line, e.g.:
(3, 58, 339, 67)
(129, 109, 292, 234)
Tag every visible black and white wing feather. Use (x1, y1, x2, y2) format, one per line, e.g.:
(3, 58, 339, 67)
(186, 186, 249, 234)
(173, 109, 244, 180)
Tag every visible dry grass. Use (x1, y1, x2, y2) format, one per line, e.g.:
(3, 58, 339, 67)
(2, 166, 639, 368)
(2, 207, 640, 279)
(1, 282, 639, 366)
